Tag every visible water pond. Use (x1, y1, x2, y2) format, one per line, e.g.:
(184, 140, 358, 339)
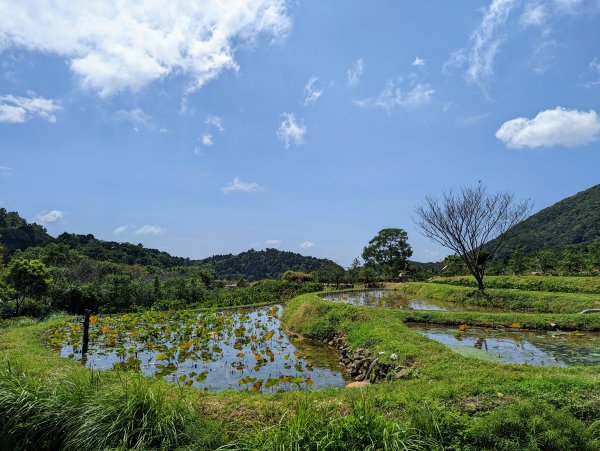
(320, 289, 496, 312)
(47, 305, 350, 392)
(409, 324, 600, 367)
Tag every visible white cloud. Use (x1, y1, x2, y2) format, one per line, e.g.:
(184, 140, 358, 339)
(113, 225, 128, 235)
(277, 112, 306, 148)
(205, 114, 224, 132)
(0, 166, 13, 176)
(496, 107, 600, 149)
(201, 132, 213, 146)
(520, 3, 547, 27)
(299, 241, 315, 249)
(0, 1, 291, 97)
(554, 0, 582, 14)
(412, 56, 426, 67)
(115, 108, 154, 131)
(135, 225, 165, 235)
(35, 210, 63, 224)
(355, 81, 434, 112)
(303, 76, 322, 105)
(265, 239, 281, 246)
(346, 58, 364, 86)
(221, 177, 261, 193)
(0, 93, 60, 123)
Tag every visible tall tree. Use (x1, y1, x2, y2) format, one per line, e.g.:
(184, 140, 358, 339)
(415, 183, 531, 290)
(5, 258, 52, 315)
(362, 228, 412, 280)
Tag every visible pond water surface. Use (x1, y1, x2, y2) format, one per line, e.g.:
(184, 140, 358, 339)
(410, 324, 600, 367)
(320, 289, 498, 312)
(48, 305, 350, 392)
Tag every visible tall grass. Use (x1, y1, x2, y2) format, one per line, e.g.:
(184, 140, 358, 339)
(0, 363, 221, 450)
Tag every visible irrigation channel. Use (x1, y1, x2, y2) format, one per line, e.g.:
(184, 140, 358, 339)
(48, 305, 350, 392)
(320, 289, 600, 367)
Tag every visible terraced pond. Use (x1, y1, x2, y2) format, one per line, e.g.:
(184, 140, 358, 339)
(410, 325, 600, 367)
(47, 305, 350, 392)
(320, 289, 499, 312)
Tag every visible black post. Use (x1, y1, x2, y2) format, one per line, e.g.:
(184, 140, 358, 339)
(82, 309, 90, 358)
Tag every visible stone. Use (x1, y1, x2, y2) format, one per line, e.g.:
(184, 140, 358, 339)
(390, 353, 398, 360)
(355, 374, 365, 381)
(396, 368, 410, 379)
(346, 381, 370, 389)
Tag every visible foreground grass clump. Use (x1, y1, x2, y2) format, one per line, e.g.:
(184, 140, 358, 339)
(430, 275, 600, 294)
(0, 365, 221, 450)
(403, 282, 600, 314)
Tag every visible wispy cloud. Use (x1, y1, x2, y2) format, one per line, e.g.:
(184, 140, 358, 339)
(221, 177, 261, 194)
(496, 107, 600, 149)
(205, 114, 224, 132)
(355, 81, 434, 112)
(135, 225, 165, 235)
(115, 108, 155, 132)
(265, 239, 281, 246)
(277, 113, 306, 148)
(303, 76, 323, 105)
(412, 56, 426, 67)
(346, 58, 364, 86)
(299, 241, 315, 249)
(520, 3, 547, 26)
(0, 93, 60, 123)
(113, 225, 129, 235)
(0, 1, 291, 97)
(457, 113, 490, 126)
(34, 209, 63, 224)
(0, 166, 13, 176)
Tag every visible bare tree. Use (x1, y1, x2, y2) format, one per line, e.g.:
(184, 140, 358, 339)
(414, 183, 531, 290)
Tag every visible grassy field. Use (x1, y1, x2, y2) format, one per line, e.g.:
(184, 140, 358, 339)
(1, 285, 600, 449)
(429, 275, 600, 294)
(402, 281, 600, 314)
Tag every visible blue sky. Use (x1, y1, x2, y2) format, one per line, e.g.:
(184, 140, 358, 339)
(1, 0, 600, 266)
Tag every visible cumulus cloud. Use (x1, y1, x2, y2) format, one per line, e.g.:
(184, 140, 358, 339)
(0, 1, 291, 97)
(221, 177, 261, 193)
(277, 112, 305, 148)
(205, 114, 224, 132)
(113, 225, 128, 235)
(201, 132, 213, 146)
(496, 107, 600, 149)
(135, 225, 165, 235)
(355, 81, 434, 112)
(0, 93, 60, 123)
(346, 58, 364, 86)
(35, 210, 63, 224)
(299, 241, 315, 249)
(412, 56, 426, 67)
(265, 239, 281, 246)
(0, 166, 13, 176)
(303, 76, 322, 105)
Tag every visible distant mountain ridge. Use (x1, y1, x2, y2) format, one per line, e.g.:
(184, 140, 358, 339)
(491, 184, 600, 258)
(0, 208, 336, 279)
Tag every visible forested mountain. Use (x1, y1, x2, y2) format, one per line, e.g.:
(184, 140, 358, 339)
(0, 208, 54, 260)
(200, 248, 338, 281)
(491, 184, 600, 259)
(1, 209, 335, 279)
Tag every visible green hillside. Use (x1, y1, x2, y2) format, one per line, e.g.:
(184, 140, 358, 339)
(200, 248, 337, 281)
(492, 184, 600, 258)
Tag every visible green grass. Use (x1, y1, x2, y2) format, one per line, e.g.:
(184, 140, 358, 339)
(431, 275, 600, 294)
(1, 291, 600, 449)
(403, 282, 600, 314)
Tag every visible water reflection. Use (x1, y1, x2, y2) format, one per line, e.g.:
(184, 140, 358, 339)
(410, 324, 600, 367)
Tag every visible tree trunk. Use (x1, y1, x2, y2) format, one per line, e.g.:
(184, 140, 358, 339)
(474, 274, 485, 291)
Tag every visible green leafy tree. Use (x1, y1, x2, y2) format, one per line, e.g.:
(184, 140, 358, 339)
(347, 258, 361, 286)
(5, 258, 52, 315)
(441, 254, 468, 276)
(362, 228, 412, 280)
(587, 237, 600, 271)
(508, 248, 527, 275)
(314, 261, 345, 288)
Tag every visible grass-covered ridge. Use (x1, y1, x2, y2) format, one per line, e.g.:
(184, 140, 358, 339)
(403, 281, 600, 314)
(431, 275, 600, 294)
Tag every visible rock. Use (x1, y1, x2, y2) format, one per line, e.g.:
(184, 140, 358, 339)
(396, 368, 410, 379)
(346, 381, 370, 389)
(390, 353, 398, 361)
(355, 374, 365, 381)
(328, 341, 334, 346)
